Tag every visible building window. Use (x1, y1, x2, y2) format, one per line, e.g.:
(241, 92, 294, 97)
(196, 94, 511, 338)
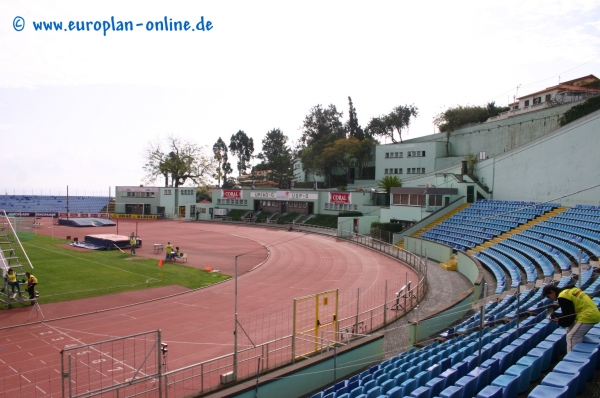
(422, 151, 426, 157)
(533, 97, 541, 105)
(164, 189, 171, 195)
(385, 152, 389, 158)
(545, 94, 552, 102)
(408, 152, 412, 157)
(421, 168, 425, 174)
(524, 99, 530, 107)
(399, 152, 403, 158)
(393, 168, 398, 174)
(398, 168, 403, 174)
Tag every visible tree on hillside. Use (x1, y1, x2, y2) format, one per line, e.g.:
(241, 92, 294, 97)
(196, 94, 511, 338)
(256, 128, 293, 184)
(377, 175, 402, 194)
(434, 102, 509, 156)
(143, 135, 215, 187)
(366, 105, 418, 143)
(387, 105, 419, 143)
(212, 137, 228, 187)
(229, 130, 254, 176)
(346, 96, 365, 140)
(298, 104, 345, 177)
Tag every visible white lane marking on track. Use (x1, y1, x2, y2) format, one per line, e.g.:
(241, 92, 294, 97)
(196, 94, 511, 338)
(21, 374, 31, 383)
(120, 314, 137, 319)
(36, 385, 47, 394)
(8, 366, 17, 373)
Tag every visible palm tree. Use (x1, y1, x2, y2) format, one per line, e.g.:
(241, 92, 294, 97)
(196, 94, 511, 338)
(377, 176, 402, 194)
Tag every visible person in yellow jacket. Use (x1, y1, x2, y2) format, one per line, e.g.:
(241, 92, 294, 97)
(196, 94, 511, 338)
(5, 268, 22, 298)
(129, 234, 137, 255)
(543, 284, 600, 352)
(165, 242, 173, 261)
(25, 272, 38, 305)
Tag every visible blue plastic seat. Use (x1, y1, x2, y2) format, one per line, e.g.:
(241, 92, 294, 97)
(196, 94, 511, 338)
(427, 363, 441, 379)
(364, 386, 381, 398)
(562, 351, 596, 380)
(504, 364, 533, 393)
(571, 342, 599, 369)
(379, 379, 395, 395)
(475, 384, 503, 398)
(425, 376, 445, 398)
(516, 353, 544, 382)
(467, 366, 491, 394)
(386, 386, 402, 398)
(490, 374, 520, 398)
(348, 386, 364, 398)
(541, 371, 579, 398)
(361, 380, 376, 392)
(451, 361, 470, 379)
(439, 368, 458, 389)
(414, 370, 430, 387)
(552, 360, 590, 393)
(454, 375, 477, 398)
(439, 385, 462, 398)
(526, 346, 553, 373)
(393, 372, 407, 387)
(398, 378, 417, 397)
(409, 386, 430, 398)
(528, 385, 569, 398)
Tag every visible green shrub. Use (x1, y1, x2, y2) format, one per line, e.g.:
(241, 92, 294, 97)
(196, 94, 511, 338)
(225, 209, 246, 221)
(339, 211, 363, 217)
(277, 212, 301, 224)
(255, 211, 272, 223)
(304, 215, 338, 228)
(370, 222, 405, 233)
(559, 95, 600, 126)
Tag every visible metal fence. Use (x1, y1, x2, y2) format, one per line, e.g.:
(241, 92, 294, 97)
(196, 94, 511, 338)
(159, 233, 427, 396)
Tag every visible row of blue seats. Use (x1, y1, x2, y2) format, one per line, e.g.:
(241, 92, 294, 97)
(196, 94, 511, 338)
(512, 235, 571, 271)
(559, 212, 600, 223)
(502, 239, 555, 277)
(538, 222, 600, 256)
(474, 199, 560, 209)
(454, 215, 518, 229)
(312, 312, 562, 398)
(432, 225, 495, 241)
(442, 219, 505, 234)
(574, 204, 600, 210)
(550, 217, 600, 234)
(489, 245, 538, 282)
(526, 227, 591, 264)
(423, 229, 484, 246)
(474, 255, 509, 292)
(421, 233, 476, 252)
(479, 250, 523, 285)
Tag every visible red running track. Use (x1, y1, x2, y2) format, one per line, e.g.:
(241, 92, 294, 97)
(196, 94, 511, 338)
(0, 220, 417, 397)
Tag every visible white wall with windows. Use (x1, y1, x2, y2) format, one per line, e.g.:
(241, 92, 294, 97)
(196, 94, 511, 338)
(375, 142, 443, 182)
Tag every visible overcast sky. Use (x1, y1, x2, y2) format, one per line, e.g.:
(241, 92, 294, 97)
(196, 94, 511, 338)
(2, 0, 600, 196)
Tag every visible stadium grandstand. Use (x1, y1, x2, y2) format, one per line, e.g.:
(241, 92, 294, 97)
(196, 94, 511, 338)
(2, 75, 600, 397)
(0, 195, 110, 214)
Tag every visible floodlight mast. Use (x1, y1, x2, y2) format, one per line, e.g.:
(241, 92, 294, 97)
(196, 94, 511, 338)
(233, 255, 239, 381)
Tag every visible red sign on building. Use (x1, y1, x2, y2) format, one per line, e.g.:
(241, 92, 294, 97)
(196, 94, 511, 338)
(222, 189, 242, 199)
(329, 192, 351, 204)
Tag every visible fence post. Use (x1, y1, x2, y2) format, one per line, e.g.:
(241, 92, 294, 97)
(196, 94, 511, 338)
(355, 288, 360, 335)
(384, 279, 388, 325)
